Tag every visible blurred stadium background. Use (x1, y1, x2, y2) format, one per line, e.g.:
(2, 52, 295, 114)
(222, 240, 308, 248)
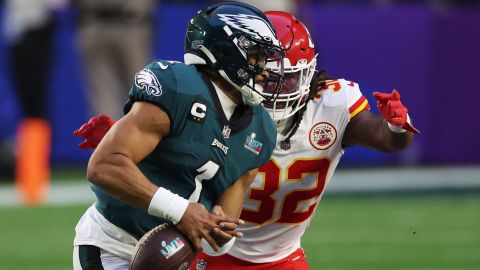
(0, 0, 479, 269)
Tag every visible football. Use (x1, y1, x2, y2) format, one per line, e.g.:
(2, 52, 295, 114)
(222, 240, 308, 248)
(129, 223, 196, 270)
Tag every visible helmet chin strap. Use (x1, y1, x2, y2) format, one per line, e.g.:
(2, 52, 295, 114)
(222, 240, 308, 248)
(198, 45, 265, 106)
(241, 80, 265, 106)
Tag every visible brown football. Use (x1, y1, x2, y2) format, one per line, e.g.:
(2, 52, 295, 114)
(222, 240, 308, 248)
(129, 223, 196, 270)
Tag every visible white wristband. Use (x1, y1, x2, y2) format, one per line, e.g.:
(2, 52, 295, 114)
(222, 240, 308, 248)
(148, 187, 190, 224)
(200, 237, 236, 256)
(387, 122, 406, 133)
(387, 114, 412, 133)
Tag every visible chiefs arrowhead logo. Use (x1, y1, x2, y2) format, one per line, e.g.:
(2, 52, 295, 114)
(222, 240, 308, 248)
(309, 122, 337, 150)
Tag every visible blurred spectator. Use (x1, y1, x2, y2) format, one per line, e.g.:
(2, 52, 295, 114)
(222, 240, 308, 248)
(0, 141, 14, 181)
(73, 0, 156, 120)
(3, 0, 67, 203)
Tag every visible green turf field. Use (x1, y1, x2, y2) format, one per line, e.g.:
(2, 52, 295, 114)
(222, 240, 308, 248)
(0, 196, 479, 270)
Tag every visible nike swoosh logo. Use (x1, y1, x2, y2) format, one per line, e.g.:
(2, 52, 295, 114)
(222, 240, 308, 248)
(158, 62, 168, 69)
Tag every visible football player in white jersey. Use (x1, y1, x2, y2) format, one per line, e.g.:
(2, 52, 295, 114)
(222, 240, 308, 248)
(74, 11, 418, 270)
(188, 11, 419, 270)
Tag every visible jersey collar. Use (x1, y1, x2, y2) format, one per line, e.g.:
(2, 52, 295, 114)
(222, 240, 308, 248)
(201, 73, 254, 137)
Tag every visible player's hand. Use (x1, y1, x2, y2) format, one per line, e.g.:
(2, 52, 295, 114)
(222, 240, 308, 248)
(73, 114, 115, 149)
(372, 90, 419, 134)
(210, 205, 243, 246)
(176, 203, 242, 252)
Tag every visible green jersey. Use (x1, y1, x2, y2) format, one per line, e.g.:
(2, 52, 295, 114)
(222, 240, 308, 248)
(92, 61, 276, 239)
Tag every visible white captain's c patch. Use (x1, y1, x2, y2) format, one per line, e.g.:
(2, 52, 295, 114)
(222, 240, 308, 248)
(189, 101, 207, 123)
(135, 69, 162, 96)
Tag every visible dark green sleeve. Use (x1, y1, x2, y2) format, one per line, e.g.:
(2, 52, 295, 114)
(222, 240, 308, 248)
(125, 61, 189, 134)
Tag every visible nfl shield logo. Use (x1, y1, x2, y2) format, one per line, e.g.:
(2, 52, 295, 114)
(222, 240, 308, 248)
(222, 125, 231, 139)
(196, 259, 207, 270)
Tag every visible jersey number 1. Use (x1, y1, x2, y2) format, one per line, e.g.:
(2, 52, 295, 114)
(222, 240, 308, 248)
(188, 160, 220, 202)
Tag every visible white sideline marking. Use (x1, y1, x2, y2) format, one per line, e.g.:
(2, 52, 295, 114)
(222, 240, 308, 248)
(0, 166, 479, 207)
(0, 181, 95, 206)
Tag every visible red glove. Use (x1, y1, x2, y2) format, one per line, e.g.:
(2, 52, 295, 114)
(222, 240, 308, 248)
(372, 90, 419, 134)
(73, 114, 116, 149)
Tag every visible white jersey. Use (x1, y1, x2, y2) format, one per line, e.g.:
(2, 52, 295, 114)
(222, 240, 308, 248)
(229, 79, 370, 263)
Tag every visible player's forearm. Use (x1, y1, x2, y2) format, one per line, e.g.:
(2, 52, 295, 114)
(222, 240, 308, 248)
(87, 152, 157, 209)
(217, 168, 258, 218)
(216, 186, 244, 219)
(345, 111, 415, 153)
(380, 120, 414, 152)
(361, 116, 414, 153)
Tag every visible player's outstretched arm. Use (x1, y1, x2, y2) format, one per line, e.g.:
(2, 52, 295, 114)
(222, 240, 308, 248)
(342, 90, 417, 152)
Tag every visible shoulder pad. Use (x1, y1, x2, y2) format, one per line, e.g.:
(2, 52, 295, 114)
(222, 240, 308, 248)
(313, 79, 369, 117)
(133, 61, 173, 96)
(314, 79, 358, 96)
(135, 60, 188, 92)
(314, 79, 351, 107)
(131, 60, 201, 97)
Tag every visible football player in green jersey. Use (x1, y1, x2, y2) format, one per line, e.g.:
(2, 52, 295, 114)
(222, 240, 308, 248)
(72, 2, 285, 269)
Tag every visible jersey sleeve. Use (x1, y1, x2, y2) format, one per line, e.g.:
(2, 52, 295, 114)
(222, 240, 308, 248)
(125, 61, 189, 134)
(315, 79, 370, 119)
(339, 79, 371, 119)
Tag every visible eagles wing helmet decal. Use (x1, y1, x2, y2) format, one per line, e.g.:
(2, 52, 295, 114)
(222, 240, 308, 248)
(217, 14, 279, 46)
(135, 69, 162, 96)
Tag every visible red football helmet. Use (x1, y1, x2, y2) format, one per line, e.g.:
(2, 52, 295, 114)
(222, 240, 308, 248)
(264, 11, 317, 122)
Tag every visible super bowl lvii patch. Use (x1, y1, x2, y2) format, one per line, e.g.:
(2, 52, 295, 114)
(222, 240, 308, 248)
(244, 132, 262, 155)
